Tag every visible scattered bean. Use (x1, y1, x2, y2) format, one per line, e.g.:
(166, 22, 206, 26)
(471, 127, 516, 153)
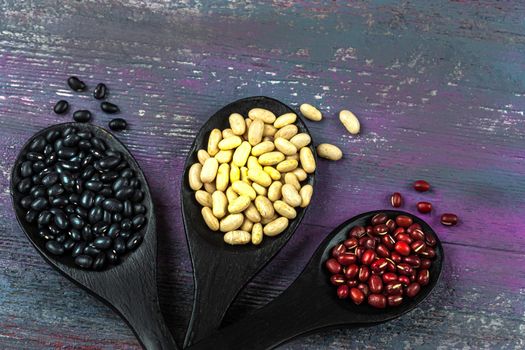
(316, 143, 343, 161)
(54, 100, 69, 115)
(300, 103, 322, 121)
(339, 110, 360, 135)
(100, 101, 120, 114)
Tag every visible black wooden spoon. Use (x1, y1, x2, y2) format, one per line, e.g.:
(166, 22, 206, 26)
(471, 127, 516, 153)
(181, 96, 316, 347)
(190, 210, 444, 350)
(10, 123, 178, 350)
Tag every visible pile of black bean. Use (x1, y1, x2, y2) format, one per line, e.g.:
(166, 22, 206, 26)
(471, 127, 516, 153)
(15, 125, 147, 270)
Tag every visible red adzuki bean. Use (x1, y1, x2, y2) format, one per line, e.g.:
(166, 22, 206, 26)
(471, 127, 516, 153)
(332, 243, 346, 257)
(406, 282, 421, 297)
(417, 201, 432, 213)
(387, 294, 404, 306)
(371, 213, 388, 225)
(406, 223, 421, 235)
(347, 279, 358, 287)
(376, 244, 390, 258)
(325, 259, 341, 274)
(373, 224, 388, 236)
(369, 275, 383, 293)
(350, 287, 365, 304)
(418, 269, 430, 286)
(395, 215, 413, 228)
(343, 238, 358, 249)
(440, 213, 458, 226)
(349, 226, 366, 238)
(361, 250, 376, 265)
(368, 294, 387, 309)
(395, 241, 411, 256)
(414, 180, 430, 192)
(337, 285, 349, 299)
(409, 228, 425, 241)
(358, 266, 370, 282)
(337, 252, 357, 266)
(330, 274, 345, 285)
(398, 275, 410, 286)
(382, 272, 398, 283)
(390, 192, 402, 208)
(345, 264, 359, 279)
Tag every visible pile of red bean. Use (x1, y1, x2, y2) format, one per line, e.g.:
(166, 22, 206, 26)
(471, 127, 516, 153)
(325, 213, 437, 309)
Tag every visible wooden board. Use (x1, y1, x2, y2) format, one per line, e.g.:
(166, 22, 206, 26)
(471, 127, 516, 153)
(1, 0, 524, 348)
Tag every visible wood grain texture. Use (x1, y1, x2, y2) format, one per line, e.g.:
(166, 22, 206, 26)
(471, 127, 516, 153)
(0, 0, 524, 349)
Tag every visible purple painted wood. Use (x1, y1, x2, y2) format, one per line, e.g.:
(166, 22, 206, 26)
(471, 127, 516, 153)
(1, 1, 524, 349)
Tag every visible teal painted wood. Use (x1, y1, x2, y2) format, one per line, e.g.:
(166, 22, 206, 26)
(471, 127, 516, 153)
(0, 0, 524, 349)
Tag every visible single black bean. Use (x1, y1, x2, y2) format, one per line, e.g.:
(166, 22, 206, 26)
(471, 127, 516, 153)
(77, 131, 92, 139)
(102, 198, 122, 213)
(84, 245, 101, 256)
(75, 206, 88, 218)
(61, 161, 80, 172)
(69, 214, 84, 229)
(90, 148, 104, 159)
(74, 178, 83, 194)
(56, 233, 67, 243)
(45, 241, 65, 255)
(62, 126, 77, 136)
(99, 156, 120, 169)
(99, 187, 113, 197)
(72, 242, 86, 257)
(59, 172, 74, 190)
(114, 161, 127, 172)
(90, 137, 106, 151)
(112, 178, 128, 192)
(44, 144, 54, 156)
(67, 76, 86, 91)
(45, 129, 61, 142)
(20, 161, 33, 178)
(63, 239, 75, 251)
(88, 206, 103, 224)
(85, 180, 103, 192)
(93, 222, 109, 235)
(32, 161, 46, 172)
(81, 154, 94, 168)
(133, 203, 146, 214)
(119, 231, 131, 239)
(53, 100, 69, 114)
(107, 223, 120, 238)
(38, 166, 53, 177)
(94, 83, 107, 100)
(73, 110, 92, 123)
(105, 150, 121, 158)
(81, 166, 95, 180)
(106, 250, 118, 265)
(45, 153, 57, 166)
(102, 210, 112, 223)
(126, 234, 143, 250)
(132, 215, 146, 230)
(113, 238, 126, 255)
(68, 193, 80, 205)
(92, 252, 107, 270)
(41, 172, 59, 187)
(47, 184, 64, 196)
(30, 186, 46, 198)
(53, 138, 63, 152)
(109, 118, 127, 131)
(121, 168, 134, 178)
(48, 224, 61, 236)
(37, 228, 54, 240)
(29, 137, 46, 153)
(63, 134, 80, 147)
(31, 174, 41, 185)
(37, 211, 52, 226)
(80, 191, 95, 208)
(26, 152, 44, 161)
(30, 197, 48, 211)
(78, 139, 91, 151)
(75, 255, 93, 269)
(94, 194, 105, 206)
(68, 229, 81, 241)
(20, 195, 33, 209)
(120, 219, 131, 231)
(57, 147, 77, 159)
(112, 213, 122, 223)
(82, 225, 93, 241)
(100, 171, 119, 183)
(54, 211, 69, 229)
(115, 188, 134, 201)
(93, 236, 112, 250)
(100, 101, 119, 114)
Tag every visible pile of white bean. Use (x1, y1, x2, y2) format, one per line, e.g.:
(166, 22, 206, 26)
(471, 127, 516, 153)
(188, 108, 315, 245)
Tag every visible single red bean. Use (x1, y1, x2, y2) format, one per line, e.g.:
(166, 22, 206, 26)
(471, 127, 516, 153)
(403, 254, 421, 268)
(376, 244, 390, 258)
(368, 294, 387, 309)
(355, 247, 365, 259)
(368, 275, 383, 293)
(385, 282, 403, 295)
(395, 215, 413, 228)
(362, 237, 377, 250)
(347, 279, 358, 287)
(382, 272, 398, 283)
(420, 246, 436, 259)
(344, 264, 359, 279)
(406, 223, 422, 235)
(411, 240, 426, 254)
(337, 284, 349, 299)
(361, 249, 376, 265)
(358, 266, 370, 282)
(393, 227, 406, 237)
(406, 282, 421, 297)
(385, 219, 396, 232)
(381, 234, 395, 250)
(395, 233, 413, 244)
(425, 233, 437, 247)
(325, 258, 341, 274)
(440, 213, 458, 226)
(331, 243, 346, 258)
(350, 287, 365, 305)
(387, 294, 404, 306)
(395, 241, 411, 256)
(409, 228, 425, 241)
(398, 275, 410, 286)
(370, 258, 388, 273)
(418, 269, 430, 286)
(390, 192, 402, 208)
(343, 238, 358, 249)
(371, 213, 388, 225)
(357, 283, 370, 296)
(414, 180, 430, 192)
(349, 225, 366, 238)
(373, 224, 389, 236)
(397, 263, 413, 276)
(390, 251, 402, 263)
(366, 226, 374, 235)
(330, 274, 345, 285)
(420, 258, 432, 269)
(337, 252, 357, 266)
(417, 201, 432, 214)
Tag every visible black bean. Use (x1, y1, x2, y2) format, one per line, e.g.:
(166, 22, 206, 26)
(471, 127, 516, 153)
(37, 229, 54, 240)
(107, 224, 120, 239)
(45, 241, 65, 255)
(132, 215, 146, 230)
(115, 187, 134, 201)
(93, 236, 112, 250)
(54, 211, 69, 229)
(112, 213, 122, 223)
(63, 134, 80, 147)
(67, 76, 86, 91)
(30, 197, 48, 211)
(84, 245, 101, 256)
(57, 147, 77, 159)
(75, 255, 93, 269)
(113, 238, 126, 255)
(73, 110, 92, 123)
(78, 139, 91, 151)
(20, 195, 33, 209)
(59, 172, 74, 190)
(45, 153, 57, 166)
(46, 129, 61, 142)
(81, 166, 95, 180)
(102, 198, 122, 213)
(133, 204, 146, 214)
(106, 250, 118, 265)
(54, 100, 69, 114)
(63, 239, 75, 251)
(109, 118, 127, 131)
(93, 222, 109, 235)
(82, 226, 93, 241)
(90, 149, 104, 159)
(20, 161, 33, 178)
(85, 180, 103, 192)
(100, 101, 119, 114)
(75, 206, 88, 218)
(48, 224, 61, 236)
(38, 166, 53, 177)
(121, 168, 134, 178)
(94, 194, 105, 206)
(92, 252, 107, 270)
(129, 178, 140, 189)
(88, 207, 103, 224)
(65, 204, 75, 214)
(69, 214, 84, 229)
(99, 187, 113, 197)
(102, 210, 112, 223)
(126, 234, 143, 250)
(90, 137, 106, 151)
(32, 174, 41, 185)
(120, 219, 131, 231)
(26, 152, 44, 161)
(29, 135, 46, 152)
(80, 191, 95, 208)
(32, 161, 46, 172)
(99, 156, 120, 169)
(47, 184, 64, 196)
(68, 229, 81, 241)
(41, 172, 58, 187)
(60, 161, 80, 172)
(94, 83, 107, 100)
(120, 231, 131, 239)
(100, 171, 119, 183)
(72, 242, 86, 257)
(37, 211, 52, 226)
(68, 193, 80, 205)
(31, 186, 46, 198)
(62, 126, 77, 137)
(44, 144, 54, 156)
(77, 131, 92, 139)
(111, 178, 127, 191)
(56, 233, 67, 243)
